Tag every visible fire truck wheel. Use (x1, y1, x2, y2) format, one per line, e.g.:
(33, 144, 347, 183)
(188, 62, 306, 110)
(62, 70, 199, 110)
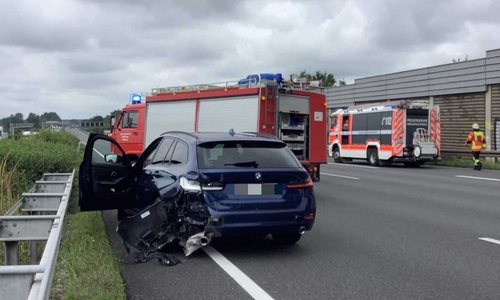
(368, 148, 379, 166)
(332, 146, 342, 163)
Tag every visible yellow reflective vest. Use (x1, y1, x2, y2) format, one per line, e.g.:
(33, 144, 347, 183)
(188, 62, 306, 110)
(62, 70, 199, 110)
(466, 130, 486, 152)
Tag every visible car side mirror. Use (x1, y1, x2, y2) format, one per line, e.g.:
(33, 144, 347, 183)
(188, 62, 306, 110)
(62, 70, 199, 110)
(104, 154, 122, 164)
(110, 116, 116, 127)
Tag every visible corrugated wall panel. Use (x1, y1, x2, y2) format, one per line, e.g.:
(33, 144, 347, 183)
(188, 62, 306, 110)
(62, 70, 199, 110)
(434, 93, 485, 150)
(491, 84, 500, 150)
(325, 49, 500, 108)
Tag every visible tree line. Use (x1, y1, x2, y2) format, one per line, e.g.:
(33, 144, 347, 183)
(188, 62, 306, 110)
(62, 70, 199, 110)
(1, 112, 62, 130)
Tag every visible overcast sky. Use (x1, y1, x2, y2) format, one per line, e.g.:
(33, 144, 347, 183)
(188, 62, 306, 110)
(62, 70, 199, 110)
(1, 0, 499, 119)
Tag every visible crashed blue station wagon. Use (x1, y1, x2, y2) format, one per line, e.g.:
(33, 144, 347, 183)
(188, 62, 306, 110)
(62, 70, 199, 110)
(79, 131, 316, 262)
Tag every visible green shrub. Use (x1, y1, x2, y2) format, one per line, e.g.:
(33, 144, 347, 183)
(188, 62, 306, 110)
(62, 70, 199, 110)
(0, 141, 79, 190)
(34, 129, 80, 148)
(0, 130, 80, 210)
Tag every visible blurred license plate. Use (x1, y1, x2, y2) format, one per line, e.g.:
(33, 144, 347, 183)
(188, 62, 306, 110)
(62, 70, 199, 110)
(234, 183, 283, 195)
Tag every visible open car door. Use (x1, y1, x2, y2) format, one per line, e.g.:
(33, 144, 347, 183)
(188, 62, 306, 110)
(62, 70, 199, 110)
(79, 133, 136, 211)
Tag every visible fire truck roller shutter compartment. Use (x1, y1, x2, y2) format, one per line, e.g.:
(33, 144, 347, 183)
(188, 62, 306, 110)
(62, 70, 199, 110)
(405, 109, 429, 147)
(278, 94, 311, 160)
(144, 101, 197, 147)
(197, 96, 259, 132)
(278, 94, 310, 114)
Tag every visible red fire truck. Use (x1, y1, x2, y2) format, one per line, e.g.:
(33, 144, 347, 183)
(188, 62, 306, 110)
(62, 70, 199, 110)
(328, 100, 441, 167)
(109, 73, 328, 181)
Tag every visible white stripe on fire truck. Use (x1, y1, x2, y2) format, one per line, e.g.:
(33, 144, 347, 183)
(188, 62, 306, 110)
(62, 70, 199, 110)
(340, 130, 394, 135)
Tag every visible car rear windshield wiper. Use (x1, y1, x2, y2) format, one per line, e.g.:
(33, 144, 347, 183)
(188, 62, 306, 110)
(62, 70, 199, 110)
(224, 161, 259, 167)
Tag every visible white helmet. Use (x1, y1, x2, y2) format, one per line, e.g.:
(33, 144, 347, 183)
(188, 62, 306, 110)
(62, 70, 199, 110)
(472, 123, 480, 130)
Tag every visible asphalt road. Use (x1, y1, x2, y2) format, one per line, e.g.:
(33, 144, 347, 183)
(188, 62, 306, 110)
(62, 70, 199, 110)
(71, 128, 112, 163)
(71, 129, 500, 300)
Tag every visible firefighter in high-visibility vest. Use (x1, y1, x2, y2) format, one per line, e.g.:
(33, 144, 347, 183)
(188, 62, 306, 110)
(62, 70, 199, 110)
(464, 123, 486, 170)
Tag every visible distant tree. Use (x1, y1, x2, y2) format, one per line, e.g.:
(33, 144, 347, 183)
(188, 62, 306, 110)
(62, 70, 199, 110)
(26, 113, 41, 128)
(0, 114, 22, 130)
(452, 55, 469, 63)
(89, 115, 104, 122)
(40, 112, 61, 122)
(298, 70, 337, 87)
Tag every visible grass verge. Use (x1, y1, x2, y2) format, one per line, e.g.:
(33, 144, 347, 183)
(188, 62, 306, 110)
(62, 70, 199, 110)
(428, 155, 500, 170)
(0, 129, 126, 299)
(51, 171, 126, 300)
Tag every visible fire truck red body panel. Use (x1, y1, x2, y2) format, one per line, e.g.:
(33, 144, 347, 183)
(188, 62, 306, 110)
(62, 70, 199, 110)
(110, 77, 328, 181)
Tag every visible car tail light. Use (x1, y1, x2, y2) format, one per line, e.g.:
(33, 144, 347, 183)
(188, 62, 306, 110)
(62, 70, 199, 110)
(304, 214, 315, 220)
(180, 177, 201, 193)
(181, 177, 224, 192)
(287, 175, 313, 189)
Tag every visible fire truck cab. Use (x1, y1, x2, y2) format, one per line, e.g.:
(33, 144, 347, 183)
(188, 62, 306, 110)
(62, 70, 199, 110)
(328, 100, 441, 167)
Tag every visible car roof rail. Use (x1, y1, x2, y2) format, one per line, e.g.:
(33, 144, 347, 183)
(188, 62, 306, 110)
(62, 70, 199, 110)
(159, 131, 199, 139)
(240, 132, 280, 140)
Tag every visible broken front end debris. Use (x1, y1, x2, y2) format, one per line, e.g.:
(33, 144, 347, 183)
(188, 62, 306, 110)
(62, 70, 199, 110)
(116, 180, 213, 263)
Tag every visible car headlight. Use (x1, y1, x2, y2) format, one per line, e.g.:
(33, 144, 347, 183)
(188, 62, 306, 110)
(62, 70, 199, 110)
(414, 145, 421, 158)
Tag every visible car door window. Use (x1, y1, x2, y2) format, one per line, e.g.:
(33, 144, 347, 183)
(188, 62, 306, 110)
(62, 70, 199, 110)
(143, 148, 158, 167)
(152, 138, 175, 165)
(93, 139, 126, 165)
(168, 141, 188, 165)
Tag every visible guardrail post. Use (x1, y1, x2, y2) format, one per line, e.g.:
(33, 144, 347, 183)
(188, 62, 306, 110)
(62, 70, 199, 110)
(5, 241, 19, 265)
(29, 212, 38, 264)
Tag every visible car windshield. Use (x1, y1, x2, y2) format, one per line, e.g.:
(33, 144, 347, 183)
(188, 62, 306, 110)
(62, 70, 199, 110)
(196, 140, 302, 169)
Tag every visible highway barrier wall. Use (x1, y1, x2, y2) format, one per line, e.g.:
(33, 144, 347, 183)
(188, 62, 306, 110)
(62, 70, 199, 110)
(326, 48, 500, 153)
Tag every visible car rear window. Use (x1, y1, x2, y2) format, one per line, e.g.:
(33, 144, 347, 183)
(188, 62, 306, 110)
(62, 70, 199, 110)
(196, 140, 302, 169)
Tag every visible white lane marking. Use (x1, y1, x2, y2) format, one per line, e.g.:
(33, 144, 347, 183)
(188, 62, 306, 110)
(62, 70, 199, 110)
(93, 148, 105, 158)
(320, 172, 360, 180)
(203, 246, 275, 300)
(327, 162, 379, 169)
(455, 175, 500, 182)
(478, 237, 500, 246)
(71, 129, 104, 159)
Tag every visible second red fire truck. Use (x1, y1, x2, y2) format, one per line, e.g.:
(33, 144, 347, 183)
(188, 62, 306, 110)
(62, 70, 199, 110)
(328, 100, 441, 167)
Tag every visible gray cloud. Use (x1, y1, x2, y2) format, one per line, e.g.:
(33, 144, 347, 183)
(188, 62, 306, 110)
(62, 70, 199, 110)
(1, 0, 500, 119)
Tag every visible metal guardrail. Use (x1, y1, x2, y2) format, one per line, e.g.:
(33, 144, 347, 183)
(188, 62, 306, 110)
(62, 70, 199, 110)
(0, 143, 80, 300)
(441, 149, 500, 158)
(0, 170, 75, 300)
